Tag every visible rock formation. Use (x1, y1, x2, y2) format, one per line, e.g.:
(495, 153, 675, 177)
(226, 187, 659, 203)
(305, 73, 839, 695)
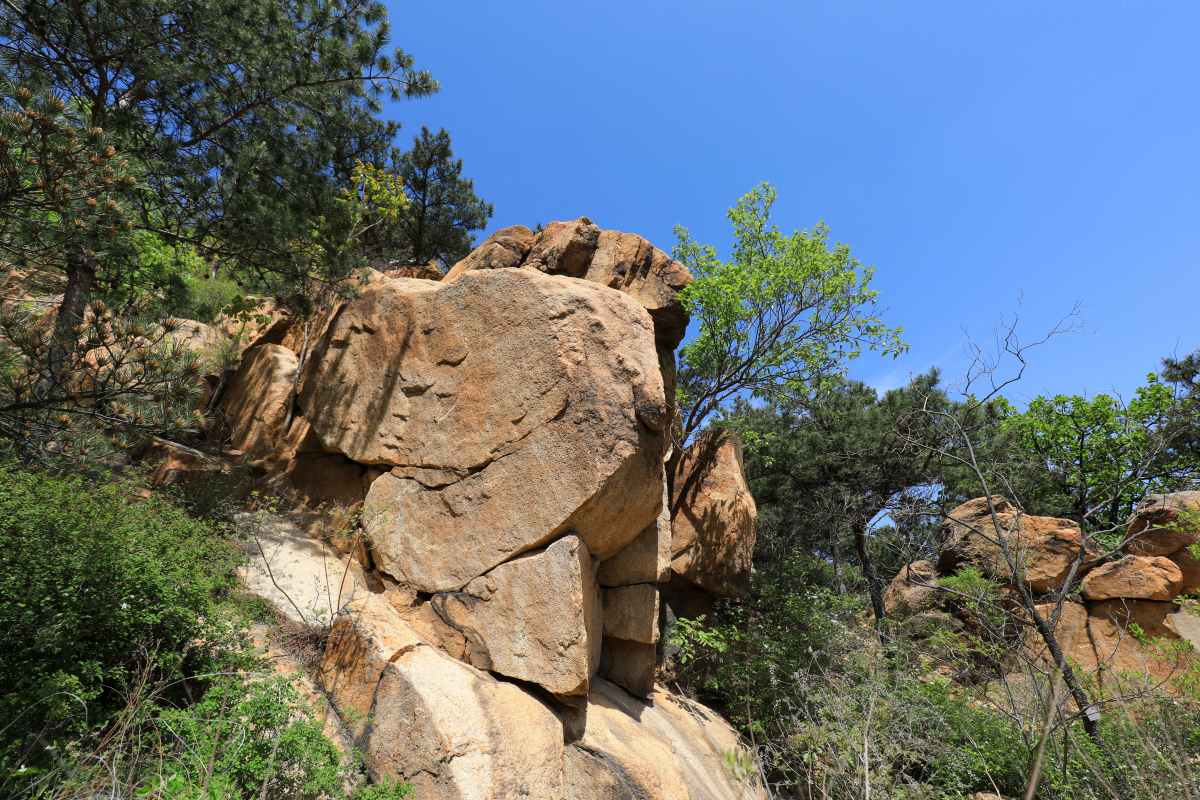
(888, 495, 1200, 689)
(211, 219, 766, 798)
(669, 432, 758, 598)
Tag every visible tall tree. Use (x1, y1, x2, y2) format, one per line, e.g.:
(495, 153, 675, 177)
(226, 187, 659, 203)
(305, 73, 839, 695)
(371, 126, 493, 270)
(0, 0, 439, 309)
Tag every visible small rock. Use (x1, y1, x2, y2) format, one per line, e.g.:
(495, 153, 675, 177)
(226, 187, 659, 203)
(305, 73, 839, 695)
(602, 584, 660, 644)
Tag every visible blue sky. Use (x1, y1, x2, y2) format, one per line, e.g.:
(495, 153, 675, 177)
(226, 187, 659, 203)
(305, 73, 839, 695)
(380, 0, 1199, 403)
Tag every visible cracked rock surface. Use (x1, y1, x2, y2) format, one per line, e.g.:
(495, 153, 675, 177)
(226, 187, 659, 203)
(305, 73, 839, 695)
(300, 268, 667, 591)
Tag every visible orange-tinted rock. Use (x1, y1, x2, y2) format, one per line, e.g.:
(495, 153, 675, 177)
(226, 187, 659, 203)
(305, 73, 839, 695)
(1168, 545, 1200, 595)
(602, 584, 660, 644)
(304, 269, 666, 591)
(383, 266, 443, 281)
(443, 225, 535, 282)
(217, 343, 298, 463)
(588, 231, 692, 348)
(883, 560, 943, 616)
(134, 437, 226, 490)
(597, 477, 672, 587)
(1125, 491, 1200, 557)
(1080, 556, 1183, 601)
(431, 534, 602, 696)
(524, 217, 601, 278)
(938, 496, 1098, 593)
(598, 636, 656, 697)
(318, 595, 565, 798)
(669, 432, 758, 598)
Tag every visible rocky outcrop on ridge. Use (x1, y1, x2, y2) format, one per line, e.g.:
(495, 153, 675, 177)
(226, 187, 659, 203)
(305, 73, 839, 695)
(888, 494, 1200, 687)
(210, 219, 765, 798)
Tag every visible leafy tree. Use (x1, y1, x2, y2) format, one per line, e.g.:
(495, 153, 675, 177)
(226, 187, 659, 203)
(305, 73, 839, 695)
(369, 126, 493, 271)
(672, 183, 906, 450)
(1001, 376, 1194, 540)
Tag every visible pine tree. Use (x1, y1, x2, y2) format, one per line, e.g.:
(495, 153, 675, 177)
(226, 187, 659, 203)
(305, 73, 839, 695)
(373, 127, 493, 271)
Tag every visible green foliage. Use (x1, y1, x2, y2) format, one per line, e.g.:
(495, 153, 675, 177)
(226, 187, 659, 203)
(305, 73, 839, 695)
(1, 0, 439, 302)
(1002, 374, 1195, 537)
(0, 83, 136, 275)
(672, 182, 906, 443)
(151, 675, 348, 800)
(371, 126, 494, 270)
(0, 301, 206, 468)
(0, 462, 239, 752)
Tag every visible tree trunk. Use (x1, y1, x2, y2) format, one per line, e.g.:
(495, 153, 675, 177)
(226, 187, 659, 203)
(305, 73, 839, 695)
(45, 248, 97, 387)
(853, 519, 887, 626)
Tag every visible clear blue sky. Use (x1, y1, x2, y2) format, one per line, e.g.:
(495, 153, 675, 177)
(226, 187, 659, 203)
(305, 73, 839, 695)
(380, 0, 1199, 403)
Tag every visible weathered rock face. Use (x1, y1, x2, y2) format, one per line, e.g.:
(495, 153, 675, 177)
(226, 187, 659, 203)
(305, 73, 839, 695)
(444, 218, 692, 350)
(602, 584, 660, 644)
(524, 218, 603, 278)
(319, 595, 566, 799)
(938, 496, 1098, 593)
(563, 677, 764, 800)
(1080, 556, 1183, 601)
(1021, 599, 1196, 689)
(133, 437, 229, 491)
(1168, 545, 1200, 595)
(597, 477, 672, 587)
(1126, 492, 1200, 557)
(299, 269, 667, 591)
(443, 225, 536, 282)
(669, 432, 758, 598)
(431, 534, 602, 696)
(598, 637, 656, 697)
(218, 343, 298, 463)
(587, 230, 693, 349)
(883, 560, 943, 617)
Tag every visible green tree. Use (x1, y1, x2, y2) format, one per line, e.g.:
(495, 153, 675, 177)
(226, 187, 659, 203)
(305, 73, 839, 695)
(1002, 376, 1193, 540)
(0, 0, 439, 311)
(370, 126, 493, 271)
(672, 183, 906, 449)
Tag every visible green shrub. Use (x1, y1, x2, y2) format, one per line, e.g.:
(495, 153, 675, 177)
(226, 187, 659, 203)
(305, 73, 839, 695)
(0, 462, 239, 753)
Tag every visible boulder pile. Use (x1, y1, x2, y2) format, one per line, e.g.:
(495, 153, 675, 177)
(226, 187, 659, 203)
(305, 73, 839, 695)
(887, 494, 1200, 686)
(212, 220, 762, 799)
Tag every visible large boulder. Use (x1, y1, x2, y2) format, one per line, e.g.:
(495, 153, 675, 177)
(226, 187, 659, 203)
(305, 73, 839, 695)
(563, 677, 763, 800)
(598, 637, 657, 697)
(669, 432, 758, 598)
(319, 595, 566, 799)
(217, 343, 298, 463)
(938, 497, 1098, 593)
(586, 230, 692, 349)
(299, 269, 667, 591)
(431, 534, 602, 696)
(1079, 556, 1183, 601)
(1125, 492, 1200, 557)
(1168, 545, 1200, 595)
(883, 561, 943, 616)
(524, 218, 602, 278)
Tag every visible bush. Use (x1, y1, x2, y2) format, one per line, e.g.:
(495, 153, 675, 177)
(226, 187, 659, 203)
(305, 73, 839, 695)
(0, 461, 240, 755)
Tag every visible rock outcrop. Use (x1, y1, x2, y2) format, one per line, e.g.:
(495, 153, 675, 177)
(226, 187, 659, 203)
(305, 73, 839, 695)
(937, 496, 1098, 593)
(299, 269, 667, 591)
(217, 343, 298, 463)
(669, 432, 758, 598)
(431, 534, 602, 696)
(1080, 556, 1183, 601)
(882, 560, 943, 616)
(319, 595, 566, 799)
(1125, 491, 1200, 557)
(209, 218, 772, 798)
